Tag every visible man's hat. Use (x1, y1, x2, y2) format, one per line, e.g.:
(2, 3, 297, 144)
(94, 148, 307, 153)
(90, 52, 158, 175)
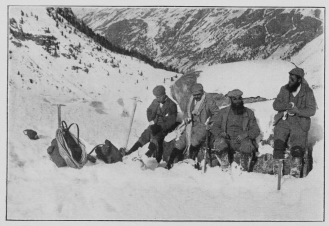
(191, 83, 204, 94)
(227, 89, 243, 98)
(289, 67, 304, 78)
(153, 85, 166, 96)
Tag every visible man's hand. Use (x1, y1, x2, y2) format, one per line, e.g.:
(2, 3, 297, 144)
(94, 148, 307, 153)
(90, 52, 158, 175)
(150, 124, 162, 135)
(184, 117, 191, 125)
(235, 133, 248, 143)
(287, 106, 299, 115)
(119, 147, 127, 156)
(206, 124, 212, 130)
(219, 132, 229, 139)
(149, 120, 155, 125)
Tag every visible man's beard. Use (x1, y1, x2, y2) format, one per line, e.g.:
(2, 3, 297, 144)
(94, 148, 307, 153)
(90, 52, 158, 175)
(286, 82, 301, 92)
(231, 101, 244, 114)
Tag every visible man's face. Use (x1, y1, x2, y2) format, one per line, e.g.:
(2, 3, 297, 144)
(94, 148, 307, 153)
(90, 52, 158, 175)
(193, 91, 203, 101)
(155, 94, 166, 104)
(288, 74, 301, 88)
(231, 96, 243, 106)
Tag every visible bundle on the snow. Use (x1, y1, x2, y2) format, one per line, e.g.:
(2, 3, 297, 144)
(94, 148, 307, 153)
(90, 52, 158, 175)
(55, 121, 88, 169)
(47, 138, 67, 167)
(91, 139, 123, 164)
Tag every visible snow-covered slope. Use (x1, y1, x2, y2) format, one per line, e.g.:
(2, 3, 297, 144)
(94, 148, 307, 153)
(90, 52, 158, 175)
(7, 6, 324, 221)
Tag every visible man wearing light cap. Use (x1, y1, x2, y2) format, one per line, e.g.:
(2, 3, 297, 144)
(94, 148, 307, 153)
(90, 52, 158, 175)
(211, 89, 260, 172)
(165, 83, 219, 169)
(272, 67, 316, 177)
(123, 85, 177, 163)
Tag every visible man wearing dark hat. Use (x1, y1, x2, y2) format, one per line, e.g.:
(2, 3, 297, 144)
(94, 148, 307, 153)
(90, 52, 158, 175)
(123, 85, 178, 163)
(165, 83, 219, 169)
(211, 89, 260, 172)
(272, 67, 316, 177)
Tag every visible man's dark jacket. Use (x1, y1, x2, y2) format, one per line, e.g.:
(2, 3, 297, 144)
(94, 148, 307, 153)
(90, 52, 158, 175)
(211, 106, 260, 140)
(146, 96, 178, 132)
(273, 82, 316, 131)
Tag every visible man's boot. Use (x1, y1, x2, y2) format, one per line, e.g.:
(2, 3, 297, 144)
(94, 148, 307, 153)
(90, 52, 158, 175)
(126, 141, 143, 155)
(290, 157, 302, 178)
(189, 146, 201, 170)
(145, 142, 157, 158)
(272, 139, 286, 175)
(165, 148, 181, 170)
(215, 148, 230, 171)
(155, 142, 164, 163)
(240, 152, 253, 172)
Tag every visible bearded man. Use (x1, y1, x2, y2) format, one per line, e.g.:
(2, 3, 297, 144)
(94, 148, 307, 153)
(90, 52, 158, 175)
(272, 67, 316, 178)
(211, 89, 260, 172)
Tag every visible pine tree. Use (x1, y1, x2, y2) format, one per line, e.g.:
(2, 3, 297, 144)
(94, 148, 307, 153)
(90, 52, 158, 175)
(21, 10, 24, 16)
(56, 21, 59, 28)
(20, 17, 24, 24)
(79, 59, 81, 64)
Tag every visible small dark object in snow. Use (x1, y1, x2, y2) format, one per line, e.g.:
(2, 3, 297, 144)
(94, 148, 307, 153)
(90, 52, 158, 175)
(23, 129, 39, 140)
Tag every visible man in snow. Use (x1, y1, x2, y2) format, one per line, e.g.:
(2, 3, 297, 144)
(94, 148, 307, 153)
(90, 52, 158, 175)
(272, 67, 316, 178)
(123, 85, 178, 163)
(211, 89, 260, 172)
(165, 83, 219, 170)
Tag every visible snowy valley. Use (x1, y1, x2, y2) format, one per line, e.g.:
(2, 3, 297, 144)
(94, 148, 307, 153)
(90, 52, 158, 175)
(7, 6, 324, 221)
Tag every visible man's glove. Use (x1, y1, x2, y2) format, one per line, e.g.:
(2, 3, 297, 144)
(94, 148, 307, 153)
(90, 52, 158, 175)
(150, 124, 162, 135)
(235, 132, 248, 143)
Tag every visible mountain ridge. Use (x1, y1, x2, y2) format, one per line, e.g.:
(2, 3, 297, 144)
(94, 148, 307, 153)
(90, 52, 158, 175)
(74, 7, 323, 72)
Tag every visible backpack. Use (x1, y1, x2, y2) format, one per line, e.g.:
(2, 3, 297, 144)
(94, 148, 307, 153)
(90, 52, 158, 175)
(90, 139, 123, 164)
(55, 121, 88, 169)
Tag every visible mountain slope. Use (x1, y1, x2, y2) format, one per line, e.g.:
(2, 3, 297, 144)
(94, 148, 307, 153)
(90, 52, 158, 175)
(74, 7, 323, 72)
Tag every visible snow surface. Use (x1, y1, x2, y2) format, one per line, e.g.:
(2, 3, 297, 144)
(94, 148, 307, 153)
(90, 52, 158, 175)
(6, 6, 325, 221)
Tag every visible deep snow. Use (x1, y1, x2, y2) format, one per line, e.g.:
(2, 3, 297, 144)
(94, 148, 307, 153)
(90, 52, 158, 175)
(6, 6, 325, 221)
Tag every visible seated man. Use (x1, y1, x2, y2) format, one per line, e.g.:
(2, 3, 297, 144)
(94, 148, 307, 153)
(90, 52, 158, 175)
(211, 89, 260, 171)
(123, 85, 178, 163)
(272, 67, 316, 178)
(165, 83, 219, 169)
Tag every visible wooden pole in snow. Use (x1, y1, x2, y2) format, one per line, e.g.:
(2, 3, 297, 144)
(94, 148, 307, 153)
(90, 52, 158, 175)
(277, 160, 283, 190)
(124, 97, 141, 150)
(52, 104, 66, 129)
